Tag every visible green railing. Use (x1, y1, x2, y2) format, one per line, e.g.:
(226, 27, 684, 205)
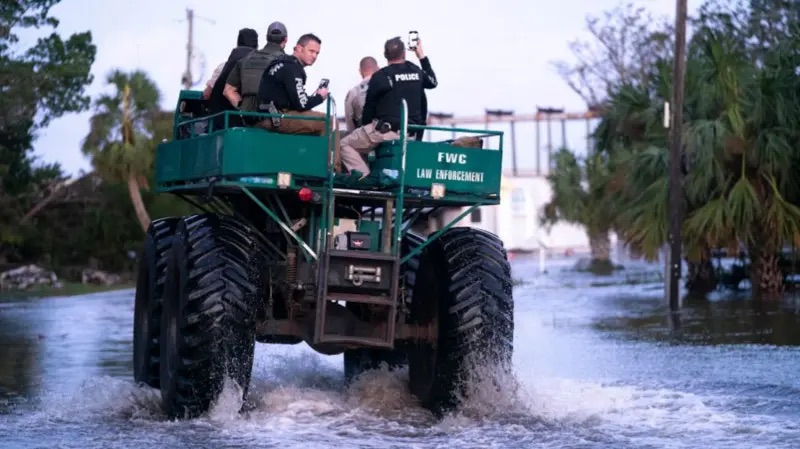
(173, 94, 334, 141)
(167, 91, 504, 263)
(173, 93, 505, 152)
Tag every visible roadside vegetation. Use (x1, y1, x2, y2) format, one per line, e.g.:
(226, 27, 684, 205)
(546, 0, 800, 300)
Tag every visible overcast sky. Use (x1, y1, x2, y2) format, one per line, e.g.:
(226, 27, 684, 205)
(22, 0, 695, 177)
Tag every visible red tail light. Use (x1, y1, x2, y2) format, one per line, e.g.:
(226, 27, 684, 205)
(298, 187, 313, 202)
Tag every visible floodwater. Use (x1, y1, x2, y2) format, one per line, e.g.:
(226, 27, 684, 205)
(1, 257, 800, 448)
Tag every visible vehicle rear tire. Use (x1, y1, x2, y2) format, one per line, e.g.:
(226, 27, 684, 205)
(342, 232, 424, 383)
(159, 213, 260, 419)
(133, 217, 180, 389)
(406, 227, 514, 416)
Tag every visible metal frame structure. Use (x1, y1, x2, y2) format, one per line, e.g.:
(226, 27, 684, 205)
(155, 94, 505, 350)
(339, 107, 603, 177)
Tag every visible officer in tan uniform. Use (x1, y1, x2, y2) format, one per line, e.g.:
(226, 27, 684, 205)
(343, 57, 379, 134)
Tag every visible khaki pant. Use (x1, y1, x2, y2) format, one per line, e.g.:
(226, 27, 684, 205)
(451, 136, 483, 148)
(256, 109, 342, 172)
(340, 126, 484, 176)
(339, 122, 400, 176)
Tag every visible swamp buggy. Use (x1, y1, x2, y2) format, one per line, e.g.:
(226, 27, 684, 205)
(132, 90, 515, 419)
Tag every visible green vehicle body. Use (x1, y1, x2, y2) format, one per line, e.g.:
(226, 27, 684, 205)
(133, 89, 514, 419)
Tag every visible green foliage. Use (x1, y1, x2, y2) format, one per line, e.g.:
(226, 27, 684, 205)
(540, 147, 617, 258)
(1, 0, 97, 130)
(554, 0, 800, 299)
(0, 0, 95, 258)
(82, 69, 164, 181)
(553, 0, 800, 295)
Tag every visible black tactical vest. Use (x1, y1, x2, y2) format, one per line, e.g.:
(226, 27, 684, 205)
(241, 43, 284, 98)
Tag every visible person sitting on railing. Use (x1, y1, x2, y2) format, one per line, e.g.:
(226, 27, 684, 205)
(255, 33, 341, 171)
(339, 36, 438, 178)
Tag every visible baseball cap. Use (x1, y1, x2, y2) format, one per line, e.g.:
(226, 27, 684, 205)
(267, 21, 287, 40)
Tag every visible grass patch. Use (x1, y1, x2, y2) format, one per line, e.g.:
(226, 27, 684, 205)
(0, 282, 134, 300)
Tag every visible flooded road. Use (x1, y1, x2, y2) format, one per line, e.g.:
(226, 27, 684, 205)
(2, 258, 800, 448)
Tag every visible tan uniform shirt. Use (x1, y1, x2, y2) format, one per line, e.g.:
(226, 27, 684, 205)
(344, 76, 371, 132)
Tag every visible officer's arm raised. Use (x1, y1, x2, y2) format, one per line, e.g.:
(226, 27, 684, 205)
(418, 57, 438, 89)
(414, 37, 438, 89)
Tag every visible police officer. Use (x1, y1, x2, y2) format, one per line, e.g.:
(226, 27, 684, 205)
(255, 33, 342, 169)
(343, 56, 379, 134)
(223, 21, 288, 117)
(339, 36, 437, 177)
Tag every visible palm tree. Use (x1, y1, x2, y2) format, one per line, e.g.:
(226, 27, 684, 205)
(540, 147, 618, 274)
(597, 20, 800, 299)
(680, 28, 800, 298)
(81, 69, 164, 233)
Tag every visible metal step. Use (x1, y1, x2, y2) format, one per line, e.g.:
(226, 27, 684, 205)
(312, 191, 401, 348)
(314, 278, 399, 348)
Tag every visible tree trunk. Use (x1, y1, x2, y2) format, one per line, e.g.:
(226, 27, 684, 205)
(588, 229, 614, 275)
(685, 245, 717, 297)
(127, 174, 151, 233)
(21, 183, 65, 224)
(749, 249, 784, 300)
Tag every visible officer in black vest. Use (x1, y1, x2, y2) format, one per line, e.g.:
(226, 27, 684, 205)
(339, 36, 438, 177)
(224, 21, 288, 119)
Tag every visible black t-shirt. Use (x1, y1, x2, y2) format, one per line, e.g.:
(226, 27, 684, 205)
(256, 55, 324, 111)
(362, 57, 438, 130)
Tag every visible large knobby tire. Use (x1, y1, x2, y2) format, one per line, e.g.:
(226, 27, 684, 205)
(159, 213, 260, 419)
(407, 227, 514, 416)
(133, 217, 180, 389)
(342, 232, 424, 383)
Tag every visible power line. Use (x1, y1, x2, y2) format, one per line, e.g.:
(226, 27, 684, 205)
(177, 8, 215, 90)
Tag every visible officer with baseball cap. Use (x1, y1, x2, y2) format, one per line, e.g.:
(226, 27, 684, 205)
(224, 21, 289, 117)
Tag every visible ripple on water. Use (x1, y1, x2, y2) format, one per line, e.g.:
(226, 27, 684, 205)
(1, 344, 792, 449)
(1, 266, 799, 448)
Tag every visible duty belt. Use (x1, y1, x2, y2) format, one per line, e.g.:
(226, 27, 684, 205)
(258, 101, 282, 128)
(373, 119, 418, 139)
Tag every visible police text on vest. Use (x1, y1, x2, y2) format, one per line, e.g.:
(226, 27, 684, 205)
(394, 73, 420, 82)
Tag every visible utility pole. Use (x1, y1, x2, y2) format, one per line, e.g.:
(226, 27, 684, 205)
(178, 8, 214, 90)
(666, 0, 688, 310)
(182, 8, 194, 90)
